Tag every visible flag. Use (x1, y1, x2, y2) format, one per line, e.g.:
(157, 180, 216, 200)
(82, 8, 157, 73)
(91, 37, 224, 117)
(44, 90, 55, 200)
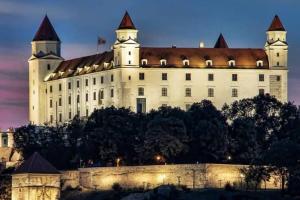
(97, 37, 106, 45)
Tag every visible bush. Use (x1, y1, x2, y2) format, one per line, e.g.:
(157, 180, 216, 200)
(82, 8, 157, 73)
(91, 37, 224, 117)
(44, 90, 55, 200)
(224, 182, 235, 192)
(112, 183, 122, 192)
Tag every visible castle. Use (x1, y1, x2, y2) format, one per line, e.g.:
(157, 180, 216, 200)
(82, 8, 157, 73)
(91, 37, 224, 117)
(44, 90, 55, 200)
(29, 12, 288, 125)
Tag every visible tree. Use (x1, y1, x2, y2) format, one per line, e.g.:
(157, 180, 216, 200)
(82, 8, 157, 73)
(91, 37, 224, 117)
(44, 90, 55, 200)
(241, 165, 270, 190)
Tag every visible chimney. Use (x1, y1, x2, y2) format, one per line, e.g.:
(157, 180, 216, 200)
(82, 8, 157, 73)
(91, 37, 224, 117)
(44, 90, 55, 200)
(199, 41, 205, 48)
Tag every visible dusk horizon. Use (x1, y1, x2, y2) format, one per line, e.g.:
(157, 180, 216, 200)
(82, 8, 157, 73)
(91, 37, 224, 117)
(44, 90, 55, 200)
(1, 0, 300, 129)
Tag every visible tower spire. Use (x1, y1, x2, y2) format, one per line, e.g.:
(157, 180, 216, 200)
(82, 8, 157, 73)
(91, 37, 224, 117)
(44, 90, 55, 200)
(268, 15, 285, 31)
(118, 11, 136, 30)
(214, 33, 229, 48)
(33, 15, 60, 41)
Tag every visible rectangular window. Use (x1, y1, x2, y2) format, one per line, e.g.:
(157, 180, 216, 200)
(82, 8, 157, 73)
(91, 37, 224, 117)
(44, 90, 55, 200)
(259, 74, 265, 82)
(185, 73, 191, 81)
(232, 74, 238, 81)
(277, 52, 280, 57)
(77, 80, 80, 88)
(69, 112, 72, 119)
(208, 74, 214, 81)
(77, 95, 80, 103)
(68, 82, 71, 90)
(111, 74, 114, 82)
(185, 88, 191, 97)
(100, 90, 104, 99)
(93, 92, 96, 100)
(68, 96, 71, 105)
(93, 78, 96, 85)
(86, 93, 88, 102)
(139, 73, 145, 80)
(232, 88, 238, 97)
(50, 85, 53, 93)
(162, 73, 168, 80)
(259, 89, 265, 95)
(59, 97, 62, 106)
(129, 51, 131, 55)
(111, 89, 114, 98)
(50, 115, 53, 123)
(276, 75, 281, 81)
(85, 79, 89, 86)
(138, 87, 144, 96)
(162, 87, 168, 96)
(59, 113, 62, 122)
(101, 76, 104, 84)
(208, 88, 214, 97)
(50, 99, 53, 108)
(86, 109, 89, 117)
(59, 83, 62, 91)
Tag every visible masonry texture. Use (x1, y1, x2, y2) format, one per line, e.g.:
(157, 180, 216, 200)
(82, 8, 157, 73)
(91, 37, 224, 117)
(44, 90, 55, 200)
(61, 164, 281, 190)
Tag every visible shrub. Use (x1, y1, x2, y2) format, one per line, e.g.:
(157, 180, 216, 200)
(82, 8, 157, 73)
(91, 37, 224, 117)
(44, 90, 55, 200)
(224, 182, 235, 192)
(112, 182, 122, 192)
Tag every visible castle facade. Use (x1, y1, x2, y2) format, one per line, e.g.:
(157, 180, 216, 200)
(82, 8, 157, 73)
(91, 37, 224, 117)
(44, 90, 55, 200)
(28, 13, 288, 125)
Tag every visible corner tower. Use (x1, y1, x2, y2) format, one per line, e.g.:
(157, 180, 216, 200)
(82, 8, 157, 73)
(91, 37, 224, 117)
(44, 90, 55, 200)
(113, 11, 140, 67)
(265, 15, 288, 69)
(29, 15, 63, 125)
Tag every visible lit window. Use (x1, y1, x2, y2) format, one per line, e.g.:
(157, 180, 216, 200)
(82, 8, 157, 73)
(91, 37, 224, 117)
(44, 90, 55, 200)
(162, 88, 168, 96)
(185, 73, 191, 81)
(259, 74, 264, 82)
(208, 74, 214, 81)
(141, 59, 148, 66)
(208, 88, 214, 97)
(139, 73, 145, 80)
(232, 88, 238, 97)
(206, 60, 213, 67)
(160, 59, 167, 66)
(138, 87, 144, 96)
(185, 88, 191, 97)
(232, 74, 238, 81)
(162, 73, 168, 80)
(257, 60, 263, 67)
(228, 60, 235, 67)
(183, 59, 189, 66)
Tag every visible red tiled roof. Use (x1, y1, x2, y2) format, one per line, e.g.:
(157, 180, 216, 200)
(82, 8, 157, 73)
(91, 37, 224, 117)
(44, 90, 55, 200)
(214, 34, 229, 48)
(268, 15, 285, 31)
(140, 47, 269, 68)
(14, 152, 59, 174)
(118, 11, 136, 30)
(33, 15, 60, 42)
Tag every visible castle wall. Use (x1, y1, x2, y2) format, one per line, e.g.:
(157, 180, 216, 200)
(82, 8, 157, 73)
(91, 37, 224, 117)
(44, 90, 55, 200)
(61, 164, 281, 190)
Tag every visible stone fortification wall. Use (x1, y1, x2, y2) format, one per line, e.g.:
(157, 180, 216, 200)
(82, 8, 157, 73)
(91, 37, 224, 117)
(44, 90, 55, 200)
(61, 164, 281, 190)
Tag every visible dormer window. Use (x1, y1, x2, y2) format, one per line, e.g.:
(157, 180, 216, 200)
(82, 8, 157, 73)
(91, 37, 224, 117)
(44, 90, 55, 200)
(160, 59, 167, 66)
(183, 59, 189, 66)
(141, 59, 148, 66)
(206, 60, 213, 67)
(256, 60, 263, 67)
(228, 60, 236, 67)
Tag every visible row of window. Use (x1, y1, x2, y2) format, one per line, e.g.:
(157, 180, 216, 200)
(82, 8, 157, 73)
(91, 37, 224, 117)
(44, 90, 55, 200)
(48, 73, 272, 93)
(138, 87, 265, 98)
(141, 59, 264, 67)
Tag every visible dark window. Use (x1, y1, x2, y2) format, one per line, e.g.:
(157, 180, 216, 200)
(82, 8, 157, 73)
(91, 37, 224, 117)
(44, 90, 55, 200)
(77, 80, 80, 88)
(68, 96, 71, 105)
(50, 99, 53, 108)
(277, 62, 280, 66)
(86, 109, 89, 117)
(111, 74, 114, 82)
(185, 73, 191, 81)
(101, 76, 104, 84)
(232, 88, 238, 97)
(277, 76, 281, 81)
(50, 115, 53, 123)
(93, 92, 96, 100)
(68, 82, 71, 90)
(208, 74, 214, 81)
(259, 89, 265, 95)
(138, 87, 144, 96)
(85, 79, 89, 86)
(69, 112, 72, 119)
(59, 84, 62, 91)
(77, 95, 80, 103)
(100, 90, 104, 99)
(128, 60, 131, 65)
(111, 89, 114, 97)
(162, 88, 168, 96)
(259, 74, 265, 82)
(93, 78, 96, 85)
(59, 113, 62, 122)
(232, 74, 238, 81)
(128, 76, 131, 80)
(185, 88, 191, 97)
(50, 86, 53, 93)
(86, 93, 88, 102)
(128, 51, 131, 55)
(162, 73, 168, 80)
(59, 98, 62, 106)
(47, 64, 51, 70)
(208, 88, 214, 97)
(277, 52, 280, 57)
(139, 73, 145, 80)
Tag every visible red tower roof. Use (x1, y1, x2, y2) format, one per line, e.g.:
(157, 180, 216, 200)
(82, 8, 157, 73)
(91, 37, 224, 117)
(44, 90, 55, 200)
(268, 15, 285, 31)
(33, 15, 60, 42)
(214, 34, 229, 48)
(118, 11, 136, 30)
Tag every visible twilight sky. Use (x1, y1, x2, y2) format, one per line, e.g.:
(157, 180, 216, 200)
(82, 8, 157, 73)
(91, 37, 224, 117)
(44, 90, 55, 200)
(0, 0, 300, 129)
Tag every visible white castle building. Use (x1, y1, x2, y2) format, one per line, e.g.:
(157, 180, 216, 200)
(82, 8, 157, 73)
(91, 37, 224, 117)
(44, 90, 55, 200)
(29, 12, 288, 125)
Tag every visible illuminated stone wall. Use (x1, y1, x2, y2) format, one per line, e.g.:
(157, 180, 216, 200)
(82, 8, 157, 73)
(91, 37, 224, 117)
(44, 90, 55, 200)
(61, 164, 281, 190)
(11, 173, 60, 200)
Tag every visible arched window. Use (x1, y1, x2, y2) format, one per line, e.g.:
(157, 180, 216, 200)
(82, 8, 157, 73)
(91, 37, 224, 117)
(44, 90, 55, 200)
(228, 60, 236, 67)
(256, 60, 263, 67)
(141, 59, 148, 66)
(160, 59, 167, 66)
(206, 60, 213, 67)
(183, 59, 189, 66)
